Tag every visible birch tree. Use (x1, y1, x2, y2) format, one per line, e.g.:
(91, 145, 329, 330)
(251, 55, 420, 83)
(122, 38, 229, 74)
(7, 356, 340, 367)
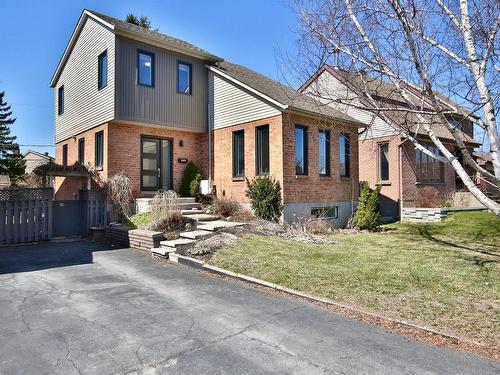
(293, 0, 500, 214)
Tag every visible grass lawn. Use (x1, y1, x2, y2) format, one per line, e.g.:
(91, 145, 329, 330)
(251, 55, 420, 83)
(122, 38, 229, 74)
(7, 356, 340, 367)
(209, 212, 500, 344)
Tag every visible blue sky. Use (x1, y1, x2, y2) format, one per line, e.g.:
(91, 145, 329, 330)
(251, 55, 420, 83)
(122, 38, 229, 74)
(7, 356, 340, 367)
(0, 0, 297, 156)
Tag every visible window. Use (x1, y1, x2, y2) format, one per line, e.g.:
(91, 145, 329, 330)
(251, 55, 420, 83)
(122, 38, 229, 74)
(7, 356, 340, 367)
(98, 50, 108, 89)
(311, 206, 338, 219)
(78, 138, 85, 164)
(295, 125, 308, 175)
(318, 129, 330, 176)
(58, 85, 64, 115)
(95, 131, 104, 167)
(137, 51, 154, 87)
(62, 144, 68, 166)
(232, 130, 245, 178)
(416, 145, 444, 183)
(256, 125, 269, 176)
(379, 143, 389, 182)
(177, 61, 192, 94)
(339, 133, 350, 177)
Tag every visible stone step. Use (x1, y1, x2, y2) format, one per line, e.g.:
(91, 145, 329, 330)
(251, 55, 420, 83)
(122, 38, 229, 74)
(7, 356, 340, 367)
(160, 238, 196, 250)
(179, 230, 214, 240)
(178, 202, 200, 210)
(186, 213, 220, 222)
(196, 220, 246, 232)
(150, 247, 177, 256)
(181, 209, 205, 215)
(178, 197, 197, 203)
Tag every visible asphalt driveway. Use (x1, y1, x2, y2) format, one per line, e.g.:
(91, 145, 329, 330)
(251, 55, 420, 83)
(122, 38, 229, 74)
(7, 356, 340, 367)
(0, 241, 498, 375)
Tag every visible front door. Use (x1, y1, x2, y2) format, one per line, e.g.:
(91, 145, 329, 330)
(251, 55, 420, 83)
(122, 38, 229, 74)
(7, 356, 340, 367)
(141, 137, 173, 191)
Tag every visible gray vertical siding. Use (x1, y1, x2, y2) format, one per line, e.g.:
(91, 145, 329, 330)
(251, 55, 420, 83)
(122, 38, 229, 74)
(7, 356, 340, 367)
(208, 72, 281, 129)
(115, 36, 208, 132)
(54, 17, 115, 143)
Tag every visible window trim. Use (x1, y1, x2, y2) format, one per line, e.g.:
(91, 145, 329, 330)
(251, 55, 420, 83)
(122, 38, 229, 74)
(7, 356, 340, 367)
(62, 144, 68, 166)
(295, 125, 308, 176)
(98, 50, 108, 90)
(177, 60, 193, 95)
(232, 130, 245, 179)
(378, 142, 390, 182)
(255, 125, 270, 176)
(78, 138, 85, 164)
(95, 131, 104, 167)
(58, 85, 64, 115)
(137, 50, 155, 87)
(339, 133, 350, 178)
(318, 129, 330, 177)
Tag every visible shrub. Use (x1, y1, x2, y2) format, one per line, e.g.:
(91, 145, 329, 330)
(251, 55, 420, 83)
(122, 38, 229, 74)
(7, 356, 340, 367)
(245, 177, 283, 221)
(149, 190, 179, 224)
(189, 173, 202, 197)
(306, 219, 332, 235)
(213, 197, 240, 217)
(180, 162, 201, 197)
(107, 171, 133, 220)
(353, 182, 382, 230)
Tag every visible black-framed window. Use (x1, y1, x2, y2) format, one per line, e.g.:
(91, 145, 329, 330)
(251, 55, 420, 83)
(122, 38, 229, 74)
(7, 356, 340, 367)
(177, 61, 192, 95)
(295, 125, 308, 175)
(95, 131, 104, 167)
(58, 85, 64, 115)
(339, 133, 350, 177)
(232, 130, 245, 178)
(256, 125, 269, 176)
(62, 144, 68, 166)
(137, 50, 154, 87)
(98, 50, 108, 90)
(78, 138, 85, 164)
(311, 206, 338, 219)
(318, 129, 330, 176)
(379, 143, 389, 182)
(416, 146, 444, 183)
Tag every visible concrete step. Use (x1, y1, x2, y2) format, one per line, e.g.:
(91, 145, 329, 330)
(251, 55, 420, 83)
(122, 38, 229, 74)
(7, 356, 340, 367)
(196, 220, 246, 232)
(160, 238, 196, 251)
(178, 202, 200, 210)
(187, 213, 220, 222)
(178, 197, 197, 203)
(150, 247, 177, 256)
(181, 209, 205, 215)
(179, 230, 214, 240)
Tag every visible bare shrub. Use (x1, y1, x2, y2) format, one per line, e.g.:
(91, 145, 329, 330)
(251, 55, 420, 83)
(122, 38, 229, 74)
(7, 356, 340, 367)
(247, 218, 335, 244)
(306, 219, 332, 235)
(227, 208, 255, 222)
(107, 171, 133, 220)
(149, 190, 180, 224)
(188, 232, 238, 257)
(213, 197, 240, 217)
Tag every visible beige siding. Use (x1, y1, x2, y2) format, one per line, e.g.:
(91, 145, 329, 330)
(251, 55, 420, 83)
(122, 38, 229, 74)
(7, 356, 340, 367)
(115, 36, 207, 132)
(54, 17, 115, 143)
(208, 72, 281, 130)
(304, 70, 397, 139)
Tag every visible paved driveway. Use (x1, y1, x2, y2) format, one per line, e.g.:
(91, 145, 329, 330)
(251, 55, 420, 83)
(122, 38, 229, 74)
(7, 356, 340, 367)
(0, 241, 498, 375)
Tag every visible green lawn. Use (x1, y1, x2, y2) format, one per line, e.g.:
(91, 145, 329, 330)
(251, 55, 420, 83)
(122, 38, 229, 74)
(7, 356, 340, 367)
(209, 212, 500, 344)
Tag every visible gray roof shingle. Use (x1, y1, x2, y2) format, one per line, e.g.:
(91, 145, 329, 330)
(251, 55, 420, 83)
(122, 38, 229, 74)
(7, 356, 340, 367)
(88, 10, 222, 62)
(213, 61, 363, 126)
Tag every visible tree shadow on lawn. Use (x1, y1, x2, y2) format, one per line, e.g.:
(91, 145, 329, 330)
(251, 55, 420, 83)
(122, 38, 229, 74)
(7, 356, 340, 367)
(416, 226, 500, 261)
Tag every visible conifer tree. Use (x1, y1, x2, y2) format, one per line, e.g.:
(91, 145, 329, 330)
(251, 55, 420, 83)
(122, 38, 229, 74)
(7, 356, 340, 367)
(0, 91, 25, 183)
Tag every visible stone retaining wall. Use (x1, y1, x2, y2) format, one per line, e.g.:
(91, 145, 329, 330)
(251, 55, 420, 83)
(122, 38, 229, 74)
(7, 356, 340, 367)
(401, 206, 487, 222)
(104, 226, 163, 250)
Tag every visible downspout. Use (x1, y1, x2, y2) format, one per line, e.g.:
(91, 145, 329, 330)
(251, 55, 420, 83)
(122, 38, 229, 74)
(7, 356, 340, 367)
(207, 101, 213, 193)
(398, 141, 403, 219)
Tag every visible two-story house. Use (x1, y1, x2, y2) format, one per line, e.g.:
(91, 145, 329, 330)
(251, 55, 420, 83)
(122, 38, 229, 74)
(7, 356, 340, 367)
(50, 10, 364, 225)
(300, 65, 480, 219)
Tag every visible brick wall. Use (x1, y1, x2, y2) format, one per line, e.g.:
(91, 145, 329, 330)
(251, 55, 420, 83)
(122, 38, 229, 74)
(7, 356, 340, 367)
(281, 113, 359, 204)
(54, 123, 109, 200)
(212, 114, 283, 202)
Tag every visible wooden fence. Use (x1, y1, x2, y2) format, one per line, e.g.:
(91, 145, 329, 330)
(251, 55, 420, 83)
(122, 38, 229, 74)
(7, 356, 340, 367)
(0, 188, 54, 245)
(80, 190, 107, 235)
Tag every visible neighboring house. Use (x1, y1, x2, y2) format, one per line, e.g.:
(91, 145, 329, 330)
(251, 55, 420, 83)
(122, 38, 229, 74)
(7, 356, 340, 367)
(0, 175, 11, 189)
(300, 65, 481, 219)
(50, 10, 363, 225)
(23, 150, 54, 174)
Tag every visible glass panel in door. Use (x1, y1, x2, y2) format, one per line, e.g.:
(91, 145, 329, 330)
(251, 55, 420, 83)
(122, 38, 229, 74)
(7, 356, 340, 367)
(141, 138, 160, 190)
(161, 139, 173, 190)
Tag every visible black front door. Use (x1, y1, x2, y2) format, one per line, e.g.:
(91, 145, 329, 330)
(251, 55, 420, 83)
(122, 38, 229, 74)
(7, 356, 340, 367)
(141, 137, 173, 191)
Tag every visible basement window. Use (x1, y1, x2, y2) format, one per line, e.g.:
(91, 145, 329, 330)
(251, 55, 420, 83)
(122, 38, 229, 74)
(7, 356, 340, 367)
(311, 206, 338, 219)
